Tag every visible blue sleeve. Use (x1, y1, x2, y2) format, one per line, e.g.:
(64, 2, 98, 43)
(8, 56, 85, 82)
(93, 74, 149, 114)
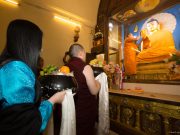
(0, 61, 53, 132)
(39, 100, 53, 132)
(0, 61, 35, 106)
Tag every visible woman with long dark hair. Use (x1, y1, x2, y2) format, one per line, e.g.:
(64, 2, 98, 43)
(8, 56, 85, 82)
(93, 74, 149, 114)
(0, 19, 65, 135)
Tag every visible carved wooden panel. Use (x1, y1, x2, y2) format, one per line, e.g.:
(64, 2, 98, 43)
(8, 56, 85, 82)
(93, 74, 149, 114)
(109, 101, 118, 120)
(140, 111, 163, 135)
(169, 118, 180, 134)
(109, 93, 180, 135)
(120, 106, 136, 127)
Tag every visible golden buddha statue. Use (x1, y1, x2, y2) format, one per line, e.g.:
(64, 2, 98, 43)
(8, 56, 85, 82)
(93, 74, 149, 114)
(140, 29, 151, 50)
(137, 19, 176, 63)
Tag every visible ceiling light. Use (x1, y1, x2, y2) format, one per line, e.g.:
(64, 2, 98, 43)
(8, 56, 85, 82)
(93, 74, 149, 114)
(4, 0, 19, 5)
(54, 15, 81, 27)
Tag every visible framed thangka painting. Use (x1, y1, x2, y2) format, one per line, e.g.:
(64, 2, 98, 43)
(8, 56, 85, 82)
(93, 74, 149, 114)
(123, 4, 180, 83)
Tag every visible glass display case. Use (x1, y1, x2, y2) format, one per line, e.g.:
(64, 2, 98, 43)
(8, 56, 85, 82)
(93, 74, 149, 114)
(108, 20, 121, 64)
(107, 1, 180, 84)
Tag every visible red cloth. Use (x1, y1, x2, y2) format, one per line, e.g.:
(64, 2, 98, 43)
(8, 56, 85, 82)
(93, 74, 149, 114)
(67, 57, 97, 135)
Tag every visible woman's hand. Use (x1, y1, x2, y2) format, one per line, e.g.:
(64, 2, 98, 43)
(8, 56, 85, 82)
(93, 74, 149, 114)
(48, 91, 66, 105)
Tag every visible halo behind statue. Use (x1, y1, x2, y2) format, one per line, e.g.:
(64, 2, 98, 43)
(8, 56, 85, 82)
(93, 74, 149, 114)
(141, 13, 177, 33)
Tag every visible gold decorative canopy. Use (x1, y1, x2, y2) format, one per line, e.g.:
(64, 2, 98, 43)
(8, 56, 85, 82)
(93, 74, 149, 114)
(135, 0, 160, 13)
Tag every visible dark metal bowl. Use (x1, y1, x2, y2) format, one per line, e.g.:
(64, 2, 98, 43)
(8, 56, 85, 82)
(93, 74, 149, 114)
(39, 75, 78, 98)
(92, 66, 104, 77)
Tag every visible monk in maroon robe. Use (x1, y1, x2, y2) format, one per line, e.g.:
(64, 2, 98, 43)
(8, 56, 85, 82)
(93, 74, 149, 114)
(66, 43, 101, 135)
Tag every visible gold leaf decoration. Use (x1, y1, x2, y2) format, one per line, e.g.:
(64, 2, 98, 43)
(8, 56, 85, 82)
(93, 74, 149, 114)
(135, 0, 160, 13)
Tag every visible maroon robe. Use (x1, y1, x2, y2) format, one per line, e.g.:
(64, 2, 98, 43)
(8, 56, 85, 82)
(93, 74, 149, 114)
(67, 57, 97, 135)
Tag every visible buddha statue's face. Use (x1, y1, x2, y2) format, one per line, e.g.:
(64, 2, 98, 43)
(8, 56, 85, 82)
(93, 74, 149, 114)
(147, 20, 160, 33)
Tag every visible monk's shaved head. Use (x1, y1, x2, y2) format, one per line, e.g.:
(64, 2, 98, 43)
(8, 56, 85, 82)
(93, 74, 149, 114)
(69, 43, 84, 58)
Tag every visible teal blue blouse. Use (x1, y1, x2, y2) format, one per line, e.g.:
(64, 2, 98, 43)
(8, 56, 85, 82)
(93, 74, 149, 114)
(0, 61, 53, 132)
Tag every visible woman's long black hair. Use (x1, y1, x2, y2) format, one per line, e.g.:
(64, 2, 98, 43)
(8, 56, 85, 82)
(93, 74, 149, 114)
(0, 19, 43, 75)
